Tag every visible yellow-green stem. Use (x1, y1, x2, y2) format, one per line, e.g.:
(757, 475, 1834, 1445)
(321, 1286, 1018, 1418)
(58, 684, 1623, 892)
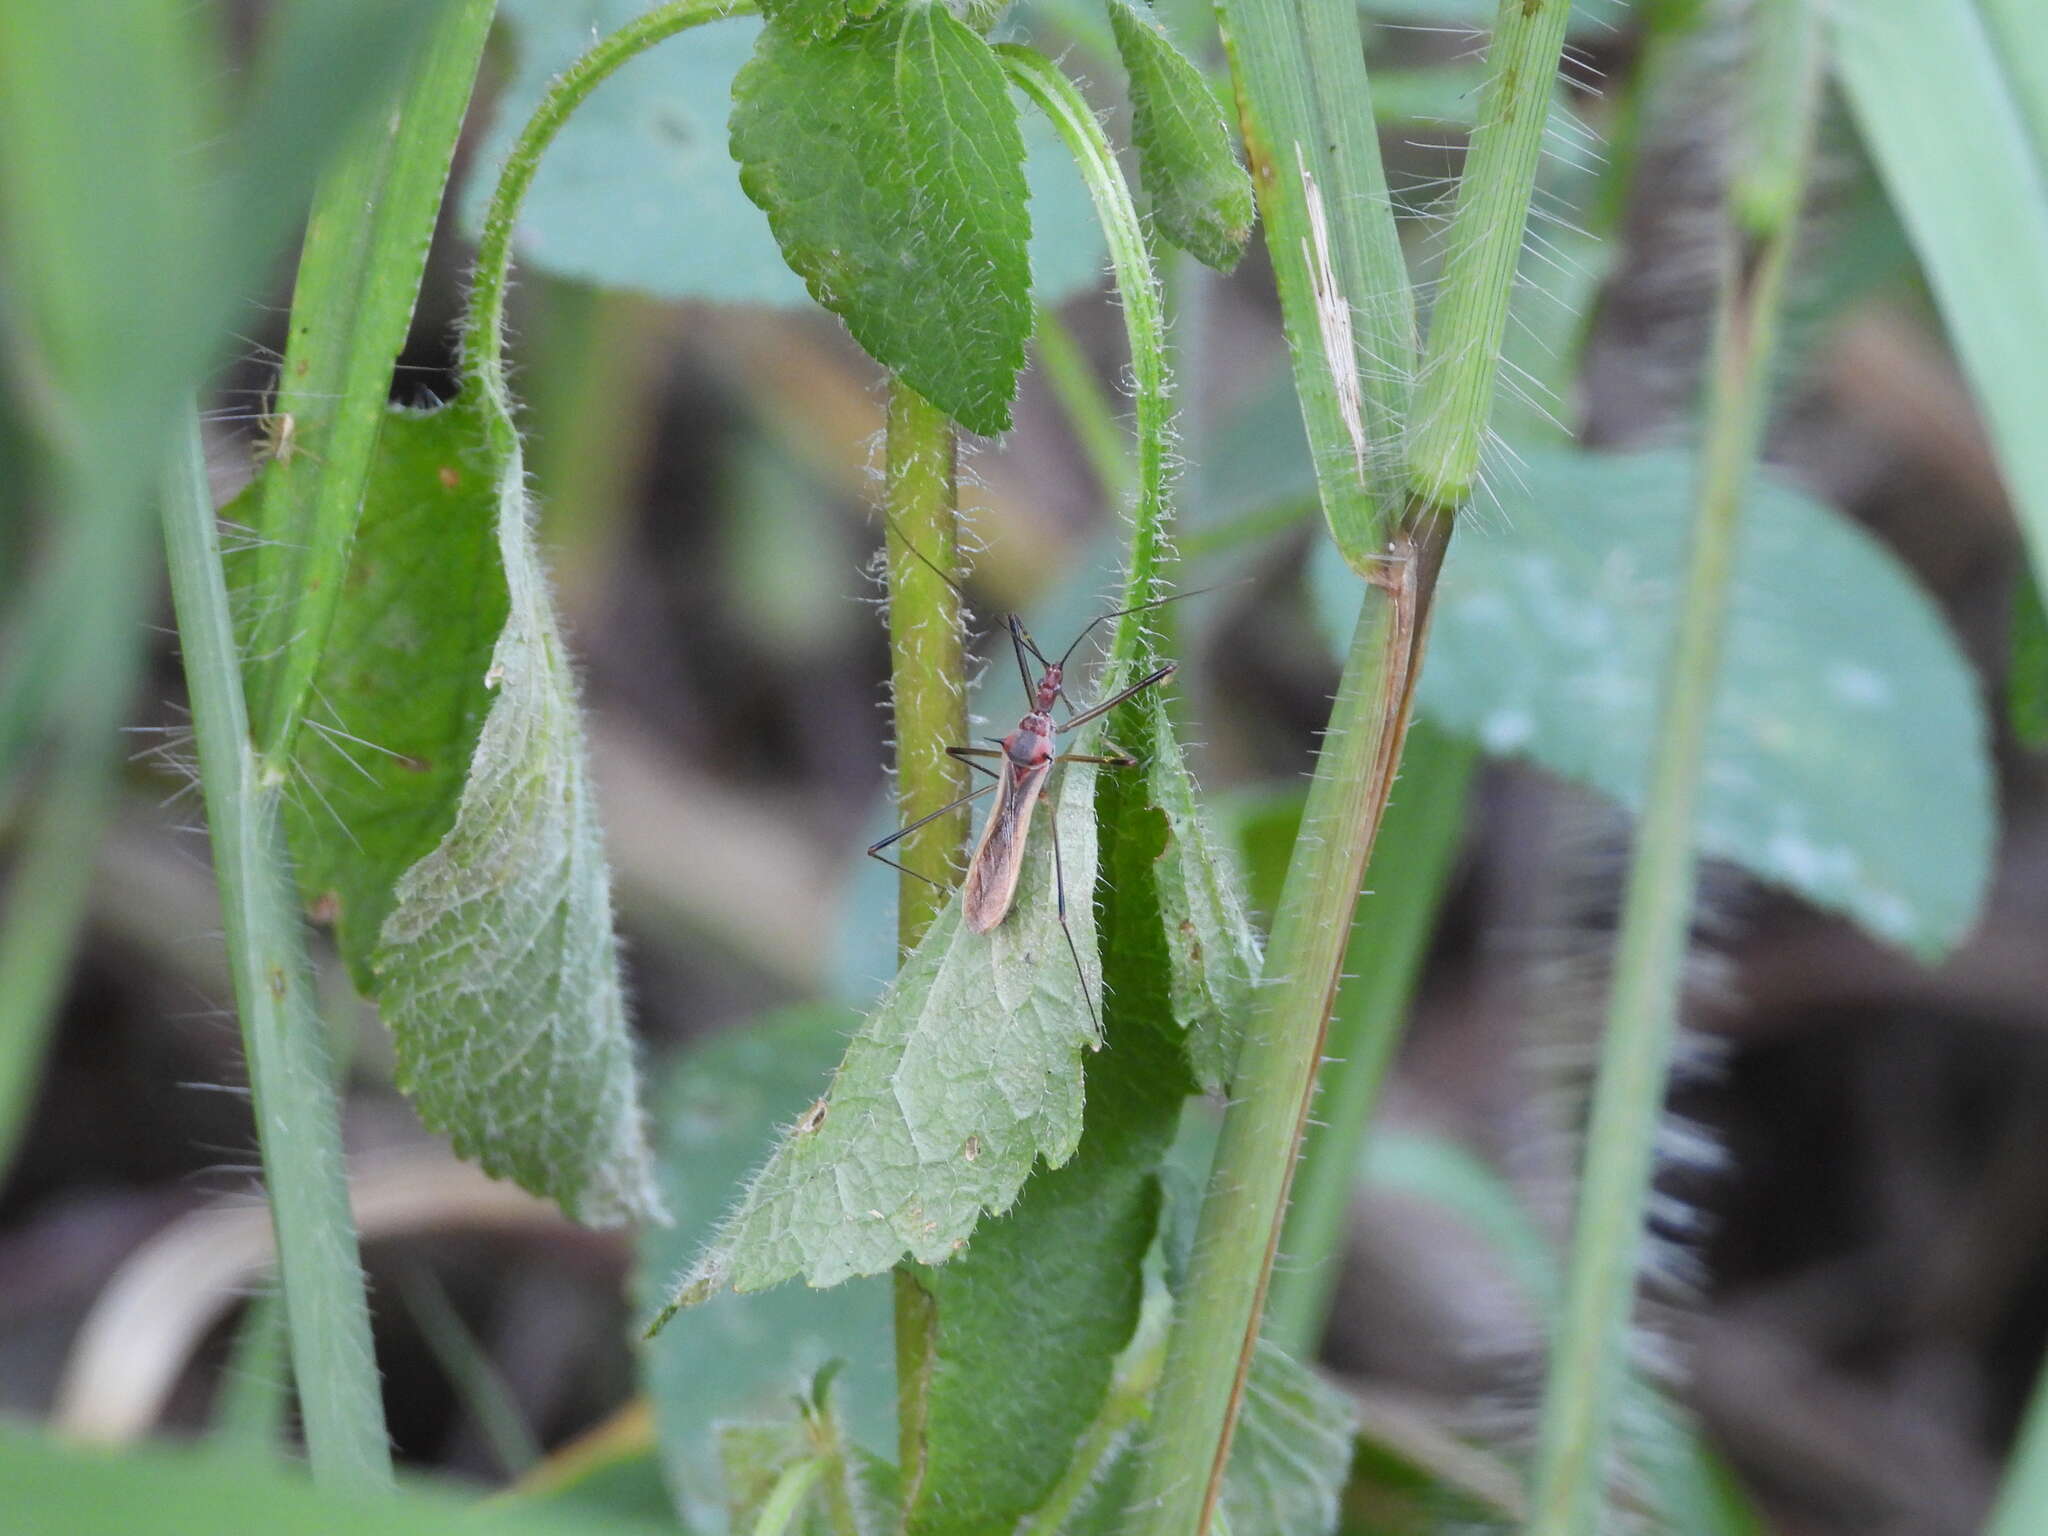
(881, 379, 968, 1504)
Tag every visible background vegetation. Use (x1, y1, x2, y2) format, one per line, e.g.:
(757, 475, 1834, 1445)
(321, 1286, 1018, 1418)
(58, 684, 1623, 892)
(2, 0, 2045, 1532)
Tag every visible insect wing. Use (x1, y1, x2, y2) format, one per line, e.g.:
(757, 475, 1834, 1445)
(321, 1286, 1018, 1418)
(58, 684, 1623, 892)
(962, 755, 1053, 933)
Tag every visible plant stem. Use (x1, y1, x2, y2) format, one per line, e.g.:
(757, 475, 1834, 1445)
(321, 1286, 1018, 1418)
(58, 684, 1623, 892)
(1128, 536, 1438, 1535)
(247, 0, 496, 770)
(1526, 5, 1818, 1530)
(1263, 719, 1476, 1358)
(161, 407, 390, 1489)
(1405, 0, 1577, 509)
(1136, 0, 1575, 1517)
(881, 379, 968, 1506)
(998, 47, 1171, 632)
(462, 0, 755, 388)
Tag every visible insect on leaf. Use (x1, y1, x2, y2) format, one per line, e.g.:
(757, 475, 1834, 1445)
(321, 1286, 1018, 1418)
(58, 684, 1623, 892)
(654, 758, 1103, 1316)
(729, 6, 1032, 434)
(1107, 0, 1256, 271)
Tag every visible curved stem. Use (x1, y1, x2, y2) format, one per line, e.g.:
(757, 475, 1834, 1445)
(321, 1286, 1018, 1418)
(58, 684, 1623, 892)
(1000, 46, 1172, 641)
(461, 0, 756, 388)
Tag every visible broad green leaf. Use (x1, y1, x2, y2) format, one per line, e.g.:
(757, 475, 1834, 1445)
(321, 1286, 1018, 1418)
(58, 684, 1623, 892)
(1314, 448, 1994, 958)
(730, 8, 1032, 434)
(902, 1016, 1190, 1535)
(463, 8, 1105, 311)
(639, 1008, 894, 1534)
(1107, 0, 1254, 271)
(656, 759, 1102, 1310)
(1833, 0, 2048, 605)
(225, 407, 499, 983)
(241, 388, 659, 1226)
(0, 1428, 677, 1536)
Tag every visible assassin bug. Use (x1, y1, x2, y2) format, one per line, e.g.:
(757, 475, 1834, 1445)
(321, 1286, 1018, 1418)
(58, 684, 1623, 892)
(868, 592, 1182, 1030)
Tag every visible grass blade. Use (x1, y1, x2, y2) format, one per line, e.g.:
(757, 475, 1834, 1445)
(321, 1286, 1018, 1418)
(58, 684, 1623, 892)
(161, 407, 390, 1488)
(1832, 0, 2048, 601)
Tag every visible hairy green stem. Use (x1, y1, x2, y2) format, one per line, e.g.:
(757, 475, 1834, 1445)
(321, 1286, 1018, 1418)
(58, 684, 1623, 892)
(999, 47, 1171, 637)
(1264, 719, 1476, 1357)
(247, 0, 496, 770)
(1131, 546, 1436, 1534)
(162, 407, 390, 1489)
(462, 0, 755, 386)
(1136, 0, 1575, 1518)
(1406, 0, 1577, 508)
(882, 379, 968, 1506)
(1527, 5, 1819, 1530)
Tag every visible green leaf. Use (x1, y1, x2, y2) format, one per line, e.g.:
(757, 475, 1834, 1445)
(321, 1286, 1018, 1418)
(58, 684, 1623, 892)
(730, 8, 1032, 434)
(461, 8, 1105, 311)
(0, 1428, 678, 1536)
(1107, 0, 1254, 271)
(901, 1013, 1189, 1536)
(242, 389, 659, 1226)
(1098, 687, 1263, 1093)
(1214, 1340, 1356, 1536)
(1832, 0, 2048, 605)
(756, 0, 875, 45)
(1313, 447, 1994, 959)
(656, 759, 1102, 1312)
(638, 1009, 894, 1534)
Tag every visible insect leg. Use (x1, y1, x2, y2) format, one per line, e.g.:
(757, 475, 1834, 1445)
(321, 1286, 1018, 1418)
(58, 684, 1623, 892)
(867, 780, 997, 887)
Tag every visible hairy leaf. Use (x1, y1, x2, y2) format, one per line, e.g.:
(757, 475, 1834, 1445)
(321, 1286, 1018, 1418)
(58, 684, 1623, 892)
(241, 388, 659, 1226)
(1215, 1340, 1356, 1536)
(462, 7, 1105, 310)
(639, 1008, 894, 1533)
(1313, 448, 1995, 958)
(1096, 683, 1262, 1093)
(729, 8, 1032, 434)
(656, 760, 1102, 1312)
(1108, 0, 1254, 271)
(901, 1016, 1189, 1535)
(755, 0, 880, 45)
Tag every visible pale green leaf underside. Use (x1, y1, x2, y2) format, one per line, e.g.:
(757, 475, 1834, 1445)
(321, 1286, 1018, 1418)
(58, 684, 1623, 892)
(729, 7, 1032, 435)
(1108, 0, 1254, 271)
(1216, 1340, 1357, 1536)
(462, 6, 1106, 311)
(1316, 447, 1994, 958)
(360, 394, 657, 1226)
(241, 392, 659, 1227)
(663, 760, 1102, 1309)
(1138, 687, 1263, 1091)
